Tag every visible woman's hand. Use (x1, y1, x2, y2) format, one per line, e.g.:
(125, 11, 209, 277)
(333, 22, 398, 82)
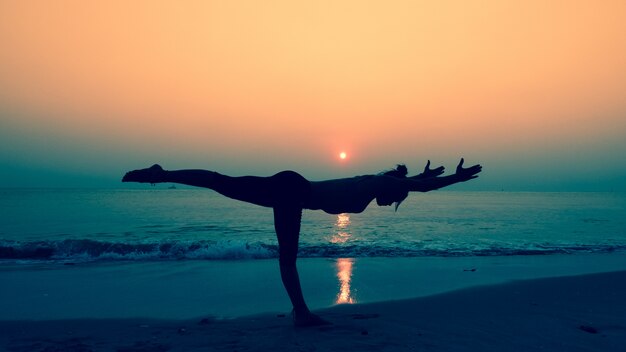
(410, 160, 445, 180)
(422, 160, 445, 178)
(455, 158, 482, 182)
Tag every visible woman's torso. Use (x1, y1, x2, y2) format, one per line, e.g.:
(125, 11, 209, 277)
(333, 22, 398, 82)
(306, 175, 380, 214)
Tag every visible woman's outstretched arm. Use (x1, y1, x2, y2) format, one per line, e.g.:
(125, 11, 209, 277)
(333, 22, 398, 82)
(405, 158, 482, 192)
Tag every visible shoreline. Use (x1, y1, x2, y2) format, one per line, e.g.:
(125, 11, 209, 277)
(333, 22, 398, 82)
(1, 270, 625, 351)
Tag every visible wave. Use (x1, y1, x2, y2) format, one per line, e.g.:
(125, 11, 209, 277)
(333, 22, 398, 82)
(0, 239, 276, 262)
(1, 239, 626, 264)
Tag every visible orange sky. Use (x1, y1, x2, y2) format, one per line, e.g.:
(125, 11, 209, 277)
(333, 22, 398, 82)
(1, 1, 625, 188)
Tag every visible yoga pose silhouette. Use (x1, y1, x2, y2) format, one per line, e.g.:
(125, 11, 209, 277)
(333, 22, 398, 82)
(122, 158, 482, 326)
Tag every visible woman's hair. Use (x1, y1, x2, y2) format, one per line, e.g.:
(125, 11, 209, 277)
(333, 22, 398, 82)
(381, 164, 409, 211)
(382, 164, 408, 178)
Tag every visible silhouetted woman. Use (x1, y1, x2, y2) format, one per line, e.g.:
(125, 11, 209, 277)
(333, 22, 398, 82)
(122, 158, 482, 326)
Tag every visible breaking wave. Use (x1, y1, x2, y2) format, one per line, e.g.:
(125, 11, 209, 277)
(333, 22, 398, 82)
(1, 239, 625, 264)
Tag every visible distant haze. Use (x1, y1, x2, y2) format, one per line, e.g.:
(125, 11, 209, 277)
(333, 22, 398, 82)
(1, 1, 625, 191)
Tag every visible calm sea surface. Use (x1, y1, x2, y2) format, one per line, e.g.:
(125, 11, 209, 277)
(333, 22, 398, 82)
(1, 189, 625, 263)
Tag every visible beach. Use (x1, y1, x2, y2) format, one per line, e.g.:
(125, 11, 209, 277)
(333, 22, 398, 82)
(1, 253, 625, 351)
(1, 270, 624, 351)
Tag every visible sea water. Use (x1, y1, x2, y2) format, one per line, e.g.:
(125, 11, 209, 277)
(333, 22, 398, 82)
(1, 189, 625, 263)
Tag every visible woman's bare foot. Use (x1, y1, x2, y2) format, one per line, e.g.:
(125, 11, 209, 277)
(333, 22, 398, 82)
(293, 311, 332, 327)
(122, 164, 165, 184)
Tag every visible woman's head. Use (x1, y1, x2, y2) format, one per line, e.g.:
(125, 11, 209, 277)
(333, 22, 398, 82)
(377, 164, 409, 210)
(382, 164, 408, 178)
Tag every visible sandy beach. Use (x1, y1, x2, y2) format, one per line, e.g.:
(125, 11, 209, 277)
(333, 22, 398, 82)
(1, 270, 624, 351)
(1, 261, 625, 351)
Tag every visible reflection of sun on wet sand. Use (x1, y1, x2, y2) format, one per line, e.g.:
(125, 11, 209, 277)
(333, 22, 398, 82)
(336, 258, 356, 304)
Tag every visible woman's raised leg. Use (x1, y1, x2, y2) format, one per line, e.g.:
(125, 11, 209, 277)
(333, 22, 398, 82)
(122, 164, 275, 207)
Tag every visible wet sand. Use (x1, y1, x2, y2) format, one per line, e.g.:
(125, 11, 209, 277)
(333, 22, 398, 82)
(3, 253, 626, 321)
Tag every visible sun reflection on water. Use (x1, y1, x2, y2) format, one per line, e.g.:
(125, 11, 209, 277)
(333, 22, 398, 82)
(336, 213, 350, 228)
(331, 213, 352, 244)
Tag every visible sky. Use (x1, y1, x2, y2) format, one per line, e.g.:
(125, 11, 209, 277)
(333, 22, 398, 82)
(1, 0, 625, 191)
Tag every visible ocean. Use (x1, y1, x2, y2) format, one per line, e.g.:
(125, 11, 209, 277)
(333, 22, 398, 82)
(2, 188, 625, 264)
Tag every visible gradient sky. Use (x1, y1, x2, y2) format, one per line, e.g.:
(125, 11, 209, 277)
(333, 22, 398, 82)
(1, 1, 625, 190)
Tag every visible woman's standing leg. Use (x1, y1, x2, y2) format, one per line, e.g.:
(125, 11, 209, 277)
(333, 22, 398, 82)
(273, 206, 309, 314)
(274, 206, 330, 326)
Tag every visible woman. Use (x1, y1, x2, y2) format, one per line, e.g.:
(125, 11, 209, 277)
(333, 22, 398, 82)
(122, 158, 482, 326)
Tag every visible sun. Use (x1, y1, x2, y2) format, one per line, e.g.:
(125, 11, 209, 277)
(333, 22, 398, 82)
(339, 152, 347, 160)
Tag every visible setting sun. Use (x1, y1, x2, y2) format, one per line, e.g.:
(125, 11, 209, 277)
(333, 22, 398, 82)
(339, 152, 347, 160)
